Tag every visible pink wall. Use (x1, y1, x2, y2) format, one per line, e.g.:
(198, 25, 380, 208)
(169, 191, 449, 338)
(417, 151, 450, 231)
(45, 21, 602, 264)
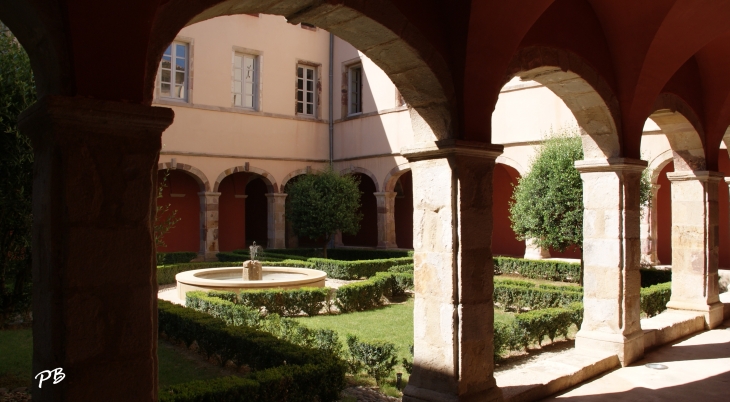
(156, 170, 200, 253)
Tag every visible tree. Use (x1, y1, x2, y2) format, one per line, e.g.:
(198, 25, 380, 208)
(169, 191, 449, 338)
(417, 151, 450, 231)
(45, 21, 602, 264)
(154, 170, 181, 249)
(0, 30, 35, 324)
(286, 168, 362, 258)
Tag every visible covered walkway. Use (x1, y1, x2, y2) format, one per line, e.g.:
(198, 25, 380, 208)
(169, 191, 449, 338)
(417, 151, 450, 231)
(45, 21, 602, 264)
(545, 318, 730, 401)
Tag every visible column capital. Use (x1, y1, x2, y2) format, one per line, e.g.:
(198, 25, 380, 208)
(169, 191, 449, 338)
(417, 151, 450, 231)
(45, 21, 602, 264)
(401, 139, 503, 162)
(19, 95, 174, 139)
(373, 191, 397, 198)
(198, 191, 222, 197)
(574, 158, 647, 173)
(667, 170, 724, 183)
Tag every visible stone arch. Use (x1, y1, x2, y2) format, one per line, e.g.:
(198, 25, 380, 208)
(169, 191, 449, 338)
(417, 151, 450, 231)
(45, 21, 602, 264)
(650, 94, 707, 171)
(382, 163, 411, 193)
(495, 155, 526, 177)
(214, 165, 277, 193)
(145, 0, 454, 140)
(280, 167, 326, 190)
(505, 46, 622, 160)
(158, 161, 211, 192)
(648, 150, 674, 185)
(341, 166, 379, 192)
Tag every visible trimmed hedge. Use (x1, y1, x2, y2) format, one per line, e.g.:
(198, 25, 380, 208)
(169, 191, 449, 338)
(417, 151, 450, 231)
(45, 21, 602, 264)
(493, 285, 582, 312)
(157, 252, 198, 265)
(640, 282, 672, 317)
(158, 262, 246, 286)
(309, 257, 414, 280)
(237, 288, 330, 317)
(157, 300, 346, 401)
(640, 268, 672, 288)
(335, 272, 414, 313)
(494, 257, 581, 283)
(493, 302, 583, 359)
(325, 248, 412, 261)
(387, 264, 414, 273)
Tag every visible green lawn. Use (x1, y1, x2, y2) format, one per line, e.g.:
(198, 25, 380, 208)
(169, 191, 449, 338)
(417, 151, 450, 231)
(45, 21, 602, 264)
(0, 329, 233, 390)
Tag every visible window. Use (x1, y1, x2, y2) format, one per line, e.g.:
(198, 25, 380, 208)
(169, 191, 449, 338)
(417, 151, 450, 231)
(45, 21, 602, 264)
(160, 41, 188, 100)
(348, 65, 363, 115)
(297, 65, 316, 116)
(233, 53, 257, 109)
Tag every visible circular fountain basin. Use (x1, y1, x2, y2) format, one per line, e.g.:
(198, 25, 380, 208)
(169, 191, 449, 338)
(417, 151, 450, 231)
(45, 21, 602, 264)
(176, 266, 327, 299)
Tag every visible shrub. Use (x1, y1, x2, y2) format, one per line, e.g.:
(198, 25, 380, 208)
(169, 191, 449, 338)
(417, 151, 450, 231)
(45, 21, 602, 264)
(326, 248, 412, 261)
(238, 288, 329, 317)
(387, 264, 414, 273)
(158, 300, 346, 402)
(158, 262, 246, 286)
(493, 285, 582, 312)
(640, 282, 672, 317)
(346, 335, 399, 386)
(309, 257, 414, 280)
(157, 252, 198, 265)
(640, 268, 672, 288)
(402, 344, 414, 375)
(335, 281, 383, 313)
(494, 257, 581, 283)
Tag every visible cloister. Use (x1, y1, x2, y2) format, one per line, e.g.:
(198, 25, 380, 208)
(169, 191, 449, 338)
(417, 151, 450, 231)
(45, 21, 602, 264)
(3, 1, 730, 401)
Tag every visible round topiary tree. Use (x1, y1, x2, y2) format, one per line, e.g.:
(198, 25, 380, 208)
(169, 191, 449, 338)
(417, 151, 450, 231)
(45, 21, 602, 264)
(509, 128, 651, 284)
(286, 168, 362, 258)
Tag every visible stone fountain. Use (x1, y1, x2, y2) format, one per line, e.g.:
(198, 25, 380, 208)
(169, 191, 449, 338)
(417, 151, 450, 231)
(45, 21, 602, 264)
(242, 241, 263, 280)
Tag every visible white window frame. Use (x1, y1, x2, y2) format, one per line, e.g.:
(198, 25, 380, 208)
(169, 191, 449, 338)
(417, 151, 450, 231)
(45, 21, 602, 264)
(232, 53, 258, 110)
(348, 64, 363, 115)
(159, 41, 189, 101)
(296, 65, 317, 116)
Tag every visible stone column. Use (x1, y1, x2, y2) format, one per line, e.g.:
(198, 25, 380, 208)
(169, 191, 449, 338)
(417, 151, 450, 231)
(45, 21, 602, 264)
(19, 96, 173, 401)
(639, 184, 661, 266)
(266, 193, 287, 249)
(666, 171, 724, 328)
(333, 231, 344, 247)
(524, 238, 551, 260)
(402, 140, 503, 402)
(375, 192, 398, 249)
(574, 158, 645, 366)
(198, 191, 221, 260)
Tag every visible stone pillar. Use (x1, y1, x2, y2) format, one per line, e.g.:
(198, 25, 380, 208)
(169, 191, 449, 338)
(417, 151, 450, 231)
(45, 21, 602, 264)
(333, 231, 344, 247)
(401, 140, 503, 402)
(19, 96, 173, 401)
(198, 191, 221, 260)
(375, 191, 398, 249)
(640, 184, 661, 266)
(524, 238, 551, 260)
(666, 171, 724, 328)
(574, 158, 645, 367)
(266, 193, 287, 249)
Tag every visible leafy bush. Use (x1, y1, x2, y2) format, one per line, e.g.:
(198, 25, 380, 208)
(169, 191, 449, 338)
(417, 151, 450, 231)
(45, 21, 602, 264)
(326, 248, 412, 261)
(346, 335, 399, 386)
(640, 282, 672, 317)
(157, 252, 198, 265)
(158, 262, 246, 286)
(335, 281, 383, 313)
(387, 264, 414, 273)
(494, 257, 581, 283)
(402, 344, 414, 375)
(309, 257, 414, 280)
(640, 268, 672, 288)
(158, 300, 346, 401)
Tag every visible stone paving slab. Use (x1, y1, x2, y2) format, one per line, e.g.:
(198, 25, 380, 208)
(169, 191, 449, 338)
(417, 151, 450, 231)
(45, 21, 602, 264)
(544, 319, 730, 401)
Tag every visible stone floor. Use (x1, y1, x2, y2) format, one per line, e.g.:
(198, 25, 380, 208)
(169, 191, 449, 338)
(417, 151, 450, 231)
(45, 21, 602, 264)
(543, 318, 730, 401)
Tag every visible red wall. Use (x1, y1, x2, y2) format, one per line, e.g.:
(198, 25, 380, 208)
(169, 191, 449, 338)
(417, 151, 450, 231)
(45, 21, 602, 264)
(394, 171, 414, 249)
(342, 173, 378, 247)
(656, 162, 674, 265)
(219, 173, 249, 252)
(718, 152, 730, 268)
(156, 170, 200, 253)
(492, 164, 525, 257)
(245, 178, 269, 247)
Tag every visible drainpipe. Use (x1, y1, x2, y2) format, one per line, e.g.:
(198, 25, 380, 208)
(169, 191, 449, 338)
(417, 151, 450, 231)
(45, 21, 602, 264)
(328, 32, 334, 166)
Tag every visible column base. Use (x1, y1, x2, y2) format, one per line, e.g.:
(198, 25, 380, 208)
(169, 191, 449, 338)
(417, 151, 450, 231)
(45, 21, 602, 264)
(377, 241, 398, 249)
(402, 384, 503, 402)
(202, 251, 219, 261)
(666, 301, 724, 329)
(575, 329, 644, 366)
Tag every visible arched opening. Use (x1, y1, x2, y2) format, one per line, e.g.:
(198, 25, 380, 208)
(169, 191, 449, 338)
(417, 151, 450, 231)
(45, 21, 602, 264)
(394, 170, 413, 249)
(491, 163, 524, 257)
(341, 172, 378, 247)
(156, 169, 201, 252)
(656, 161, 674, 265)
(245, 177, 268, 247)
(719, 150, 730, 268)
(218, 172, 269, 251)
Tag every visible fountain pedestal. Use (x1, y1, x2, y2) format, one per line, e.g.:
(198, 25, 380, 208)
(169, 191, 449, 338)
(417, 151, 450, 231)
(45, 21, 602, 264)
(243, 260, 263, 280)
